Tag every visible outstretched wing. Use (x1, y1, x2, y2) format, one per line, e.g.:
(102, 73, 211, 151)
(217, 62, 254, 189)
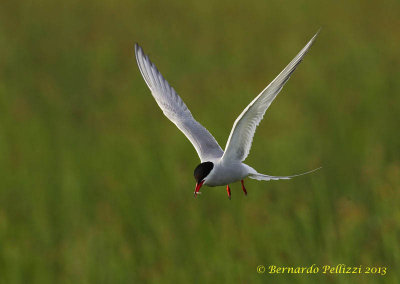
(135, 44, 224, 162)
(221, 31, 319, 162)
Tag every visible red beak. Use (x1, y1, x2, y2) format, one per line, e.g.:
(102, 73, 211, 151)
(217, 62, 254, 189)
(194, 180, 205, 197)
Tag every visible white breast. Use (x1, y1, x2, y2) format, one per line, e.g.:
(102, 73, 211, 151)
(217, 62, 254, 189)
(204, 161, 256, 187)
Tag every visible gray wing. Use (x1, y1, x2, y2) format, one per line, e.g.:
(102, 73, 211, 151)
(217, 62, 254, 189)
(135, 44, 224, 162)
(221, 31, 319, 162)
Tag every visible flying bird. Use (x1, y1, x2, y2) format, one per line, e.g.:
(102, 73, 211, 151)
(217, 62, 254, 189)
(135, 31, 320, 199)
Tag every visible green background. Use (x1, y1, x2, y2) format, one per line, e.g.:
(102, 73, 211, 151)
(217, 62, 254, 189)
(0, 0, 399, 283)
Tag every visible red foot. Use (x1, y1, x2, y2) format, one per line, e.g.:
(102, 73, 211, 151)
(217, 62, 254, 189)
(226, 185, 231, 200)
(241, 180, 247, 196)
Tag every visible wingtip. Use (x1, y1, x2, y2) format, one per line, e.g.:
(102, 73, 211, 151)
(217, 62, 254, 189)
(304, 28, 321, 48)
(312, 28, 322, 40)
(135, 43, 147, 63)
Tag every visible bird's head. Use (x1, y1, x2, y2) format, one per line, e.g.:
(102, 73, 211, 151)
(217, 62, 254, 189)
(193, 161, 214, 193)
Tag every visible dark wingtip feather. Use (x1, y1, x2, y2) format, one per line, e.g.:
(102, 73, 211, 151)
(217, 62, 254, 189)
(134, 43, 141, 59)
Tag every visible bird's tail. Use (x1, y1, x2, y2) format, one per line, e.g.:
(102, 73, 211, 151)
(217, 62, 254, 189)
(248, 167, 322, 181)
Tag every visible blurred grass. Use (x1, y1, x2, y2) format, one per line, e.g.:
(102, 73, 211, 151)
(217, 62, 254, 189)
(0, 0, 399, 283)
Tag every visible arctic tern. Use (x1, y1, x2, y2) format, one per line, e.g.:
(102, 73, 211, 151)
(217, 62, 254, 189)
(135, 31, 321, 199)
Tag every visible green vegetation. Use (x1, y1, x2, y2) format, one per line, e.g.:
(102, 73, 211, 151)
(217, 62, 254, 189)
(0, 0, 399, 283)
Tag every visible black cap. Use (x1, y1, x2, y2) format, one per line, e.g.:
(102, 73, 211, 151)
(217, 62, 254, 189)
(193, 162, 214, 183)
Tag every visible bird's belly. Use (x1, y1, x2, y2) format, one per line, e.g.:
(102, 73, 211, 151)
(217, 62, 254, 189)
(205, 163, 251, 187)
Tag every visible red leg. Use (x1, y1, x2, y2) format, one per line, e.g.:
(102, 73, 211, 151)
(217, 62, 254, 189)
(241, 180, 247, 196)
(226, 185, 231, 200)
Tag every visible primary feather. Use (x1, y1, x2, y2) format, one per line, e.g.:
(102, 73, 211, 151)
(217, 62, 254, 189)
(222, 31, 320, 163)
(135, 44, 224, 162)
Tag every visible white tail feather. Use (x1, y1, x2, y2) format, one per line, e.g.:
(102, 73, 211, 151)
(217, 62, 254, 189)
(249, 167, 322, 181)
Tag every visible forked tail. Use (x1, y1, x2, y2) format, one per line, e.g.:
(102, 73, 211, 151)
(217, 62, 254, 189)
(249, 167, 322, 181)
